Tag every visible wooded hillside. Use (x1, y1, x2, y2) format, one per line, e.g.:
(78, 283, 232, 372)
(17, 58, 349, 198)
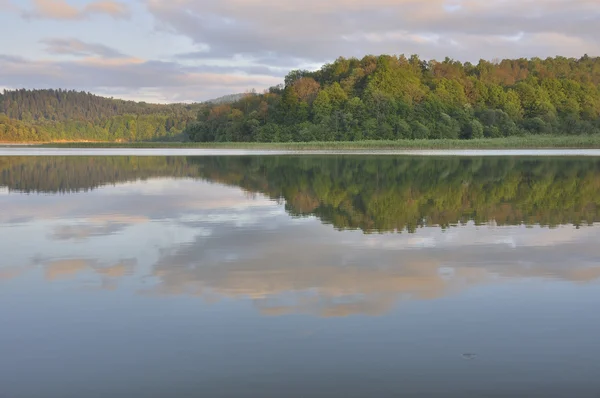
(3, 55, 600, 143)
(0, 89, 201, 142)
(186, 55, 600, 142)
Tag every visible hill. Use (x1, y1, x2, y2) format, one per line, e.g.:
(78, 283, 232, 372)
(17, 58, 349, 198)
(205, 93, 256, 105)
(185, 54, 600, 142)
(3, 55, 600, 143)
(0, 89, 202, 142)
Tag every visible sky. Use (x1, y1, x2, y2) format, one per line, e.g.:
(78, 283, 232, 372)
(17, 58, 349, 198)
(1, 0, 599, 103)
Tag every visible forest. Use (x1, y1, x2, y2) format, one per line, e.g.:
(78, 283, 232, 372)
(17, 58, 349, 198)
(186, 54, 600, 142)
(2, 156, 599, 232)
(0, 89, 201, 142)
(2, 55, 600, 143)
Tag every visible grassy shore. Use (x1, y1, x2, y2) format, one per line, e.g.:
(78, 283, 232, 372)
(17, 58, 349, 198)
(13, 135, 600, 150)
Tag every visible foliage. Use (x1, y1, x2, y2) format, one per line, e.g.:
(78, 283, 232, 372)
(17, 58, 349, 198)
(0, 89, 201, 142)
(186, 55, 600, 142)
(36, 135, 600, 149)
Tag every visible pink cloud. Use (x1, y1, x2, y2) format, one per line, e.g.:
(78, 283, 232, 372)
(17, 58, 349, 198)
(23, 0, 130, 20)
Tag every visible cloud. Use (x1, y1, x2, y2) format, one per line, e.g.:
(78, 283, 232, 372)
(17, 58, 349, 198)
(83, 0, 129, 17)
(50, 223, 129, 241)
(23, 0, 130, 20)
(0, 0, 18, 11)
(0, 266, 25, 281)
(145, 220, 600, 317)
(145, 0, 600, 64)
(2, 0, 600, 101)
(41, 258, 136, 281)
(41, 38, 125, 58)
(0, 176, 278, 226)
(43, 259, 89, 280)
(0, 53, 281, 102)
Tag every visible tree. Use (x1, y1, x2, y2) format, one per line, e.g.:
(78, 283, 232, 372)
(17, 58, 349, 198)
(468, 120, 484, 139)
(292, 78, 321, 104)
(312, 91, 332, 124)
(436, 113, 461, 139)
(412, 121, 430, 139)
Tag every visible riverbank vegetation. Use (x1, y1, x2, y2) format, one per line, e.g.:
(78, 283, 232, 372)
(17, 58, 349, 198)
(186, 54, 600, 142)
(26, 135, 600, 149)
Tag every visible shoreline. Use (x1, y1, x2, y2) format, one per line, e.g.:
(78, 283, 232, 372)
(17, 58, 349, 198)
(3, 148, 600, 157)
(3, 136, 600, 151)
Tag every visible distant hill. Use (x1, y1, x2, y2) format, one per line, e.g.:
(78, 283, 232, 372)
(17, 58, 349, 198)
(0, 89, 203, 142)
(205, 92, 256, 105)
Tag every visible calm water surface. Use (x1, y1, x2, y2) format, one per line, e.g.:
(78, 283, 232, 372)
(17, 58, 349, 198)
(1, 155, 600, 398)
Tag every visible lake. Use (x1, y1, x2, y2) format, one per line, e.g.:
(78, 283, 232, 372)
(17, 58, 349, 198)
(1, 153, 600, 397)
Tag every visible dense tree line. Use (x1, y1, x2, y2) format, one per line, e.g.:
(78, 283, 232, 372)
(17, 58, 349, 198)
(0, 89, 201, 142)
(2, 156, 600, 232)
(186, 55, 600, 142)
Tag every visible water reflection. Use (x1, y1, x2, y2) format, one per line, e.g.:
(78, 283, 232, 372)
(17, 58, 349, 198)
(2, 155, 600, 231)
(1, 165, 600, 317)
(2, 155, 600, 397)
(145, 220, 600, 317)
